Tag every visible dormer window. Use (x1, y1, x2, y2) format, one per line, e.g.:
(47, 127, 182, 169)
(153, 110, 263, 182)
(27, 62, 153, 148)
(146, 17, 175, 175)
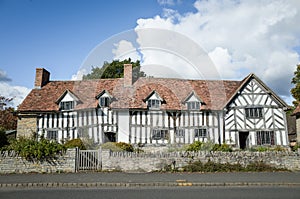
(56, 90, 80, 111)
(148, 99, 161, 109)
(96, 90, 112, 108)
(145, 91, 163, 110)
(60, 101, 74, 110)
(187, 101, 200, 110)
(184, 91, 202, 110)
(99, 97, 110, 107)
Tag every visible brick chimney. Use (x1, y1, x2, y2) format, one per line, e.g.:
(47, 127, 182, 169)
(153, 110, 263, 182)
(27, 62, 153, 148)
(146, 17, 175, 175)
(35, 68, 50, 89)
(123, 64, 132, 87)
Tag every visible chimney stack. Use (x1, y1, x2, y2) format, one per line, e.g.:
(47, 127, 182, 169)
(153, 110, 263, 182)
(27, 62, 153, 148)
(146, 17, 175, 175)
(123, 64, 132, 87)
(35, 68, 50, 89)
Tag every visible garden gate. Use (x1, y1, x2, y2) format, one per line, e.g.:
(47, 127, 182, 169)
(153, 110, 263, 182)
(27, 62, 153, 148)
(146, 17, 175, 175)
(76, 149, 101, 171)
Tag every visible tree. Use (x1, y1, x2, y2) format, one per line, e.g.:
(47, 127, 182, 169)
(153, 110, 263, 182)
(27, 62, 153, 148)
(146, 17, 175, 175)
(82, 58, 145, 82)
(291, 64, 300, 108)
(0, 96, 17, 131)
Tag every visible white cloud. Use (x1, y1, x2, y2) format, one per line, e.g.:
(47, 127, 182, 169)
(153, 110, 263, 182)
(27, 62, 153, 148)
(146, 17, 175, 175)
(135, 0, 300, 105)
(0, 69, 12, 82)
(157, 0, 176, 6)
(0, 82, 30, 108)
(71, 68, 87, 80)
(112, 40, 140, 61)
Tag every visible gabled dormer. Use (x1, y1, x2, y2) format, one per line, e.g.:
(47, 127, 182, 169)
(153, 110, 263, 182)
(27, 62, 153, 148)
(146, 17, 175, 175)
(96, 90, 113, 108)
(183, 91, 202, 110)
(144, 91, 164, 110)
(56, 90, 80, 111)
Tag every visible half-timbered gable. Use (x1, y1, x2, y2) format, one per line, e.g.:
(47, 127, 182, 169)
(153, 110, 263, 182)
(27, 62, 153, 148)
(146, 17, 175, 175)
(224, 74, 288, 148)
(17, 67, 289, 148)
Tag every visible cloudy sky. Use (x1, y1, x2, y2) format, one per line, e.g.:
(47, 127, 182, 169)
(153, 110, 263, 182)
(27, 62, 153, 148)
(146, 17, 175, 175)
(1, 0, 300, 107)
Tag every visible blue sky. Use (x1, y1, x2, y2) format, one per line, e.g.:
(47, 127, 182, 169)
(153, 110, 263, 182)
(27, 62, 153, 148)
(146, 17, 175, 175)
(1, 0, 300, 107)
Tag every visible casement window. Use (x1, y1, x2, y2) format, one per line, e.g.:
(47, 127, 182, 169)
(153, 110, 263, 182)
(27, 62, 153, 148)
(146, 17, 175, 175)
(194, 128, 207, 138)
(148, 99, 161, 109)
(60, 101, 74, 111)
(99, 97, 110, 107)
(256, 131, 275, 145)
(245, 107, 263, 118)
(187, 101, 200, 110)
(47, 130, 58, 141)
(175, 129, 185, 137)
(152, 129, 169, 140)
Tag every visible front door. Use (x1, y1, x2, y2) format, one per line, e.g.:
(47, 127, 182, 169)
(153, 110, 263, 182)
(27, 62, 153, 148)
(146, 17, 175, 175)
(239, 131, 249, 149)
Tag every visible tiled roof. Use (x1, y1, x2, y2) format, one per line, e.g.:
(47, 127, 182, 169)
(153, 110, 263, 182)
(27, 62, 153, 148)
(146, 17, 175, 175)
(18, 79, 119, 112)
(18, 76, 244, 112)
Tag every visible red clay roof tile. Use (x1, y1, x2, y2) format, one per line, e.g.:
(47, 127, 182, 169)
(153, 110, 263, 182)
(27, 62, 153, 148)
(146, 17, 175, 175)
(18, 77, 243, 112)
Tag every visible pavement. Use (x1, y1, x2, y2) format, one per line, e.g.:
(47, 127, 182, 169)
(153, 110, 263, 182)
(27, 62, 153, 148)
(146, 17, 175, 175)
(1, 172, 300, 188)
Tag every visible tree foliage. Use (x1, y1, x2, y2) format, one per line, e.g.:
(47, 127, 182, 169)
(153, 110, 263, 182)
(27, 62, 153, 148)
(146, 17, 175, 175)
(291, 64, 300, 107)
(0, 96, 17, 131)
(82, 58, 145, 82)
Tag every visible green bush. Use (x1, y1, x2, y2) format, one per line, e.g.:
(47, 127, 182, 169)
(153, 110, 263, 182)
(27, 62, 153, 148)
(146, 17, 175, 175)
(186, 141, 203, 152)
(5, 136, 65, 162)
(183, 160, 287, 172)
(64, 138, 86, 150)
(101, 142, 134, 152)
(185, 141, 232, 152)
(115, 142, 134, 152)
(292, 143, 300, 151)
(212, 143, 232, 152)
(272, 145, 286, 152)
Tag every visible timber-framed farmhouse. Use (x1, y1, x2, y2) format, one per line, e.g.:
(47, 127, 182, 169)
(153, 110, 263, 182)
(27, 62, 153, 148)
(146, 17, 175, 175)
(17, 64, 289, 149)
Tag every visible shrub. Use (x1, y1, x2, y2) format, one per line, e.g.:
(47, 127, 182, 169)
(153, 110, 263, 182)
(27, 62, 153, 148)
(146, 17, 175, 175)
(5, 136, 65, 162)
(292, 143, 300, 151)
(212, 143, 232, 152)
(115, 142, 134, 152)
(183, 160, 287, 172)
(186, 141, 203, 152)
(250, 146, 267, 152)
(64, 138, 86, 150)
(272, 145, 286, 152)
(101, 142, 134, 152)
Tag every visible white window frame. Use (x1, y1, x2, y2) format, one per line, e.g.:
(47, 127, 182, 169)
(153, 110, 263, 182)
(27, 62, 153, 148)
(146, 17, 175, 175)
(148, 99, 161, 109)
(152, 129, 168, 140)
(256, 131, 275, 145)
(60, 101, 74, 111)
(194, 128, 207, 138)
(187, 101, 200, 110)
(99, 97, 110, 107)
(245, 107, 263, 118)
(175, 129, 185, 137)
(47, 130, 58, 141)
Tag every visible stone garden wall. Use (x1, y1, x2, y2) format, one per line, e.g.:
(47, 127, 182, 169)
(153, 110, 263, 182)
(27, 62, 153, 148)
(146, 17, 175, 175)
(0, 149, 76, 174)
(101, 150, 300, 172)
(1, 148, 300, 173)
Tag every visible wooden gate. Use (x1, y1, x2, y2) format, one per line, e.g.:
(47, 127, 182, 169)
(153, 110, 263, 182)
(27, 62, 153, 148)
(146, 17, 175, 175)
(76, 149, 101, 171)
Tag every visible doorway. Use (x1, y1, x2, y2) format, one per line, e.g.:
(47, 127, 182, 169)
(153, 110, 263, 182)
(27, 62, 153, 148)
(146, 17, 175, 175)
(104, 132, 116, 142)
(239, 131, 249, 149)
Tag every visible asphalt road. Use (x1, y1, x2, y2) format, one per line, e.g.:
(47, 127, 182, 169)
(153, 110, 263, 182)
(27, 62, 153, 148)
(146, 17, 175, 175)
(1, 187, 300, 199)
(1, 172, 300, 185)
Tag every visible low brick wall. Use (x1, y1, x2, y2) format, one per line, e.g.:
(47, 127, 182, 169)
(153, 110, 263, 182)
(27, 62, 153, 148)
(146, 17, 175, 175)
(101, 150, 300, 172)
(0, 149, 76, 174)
